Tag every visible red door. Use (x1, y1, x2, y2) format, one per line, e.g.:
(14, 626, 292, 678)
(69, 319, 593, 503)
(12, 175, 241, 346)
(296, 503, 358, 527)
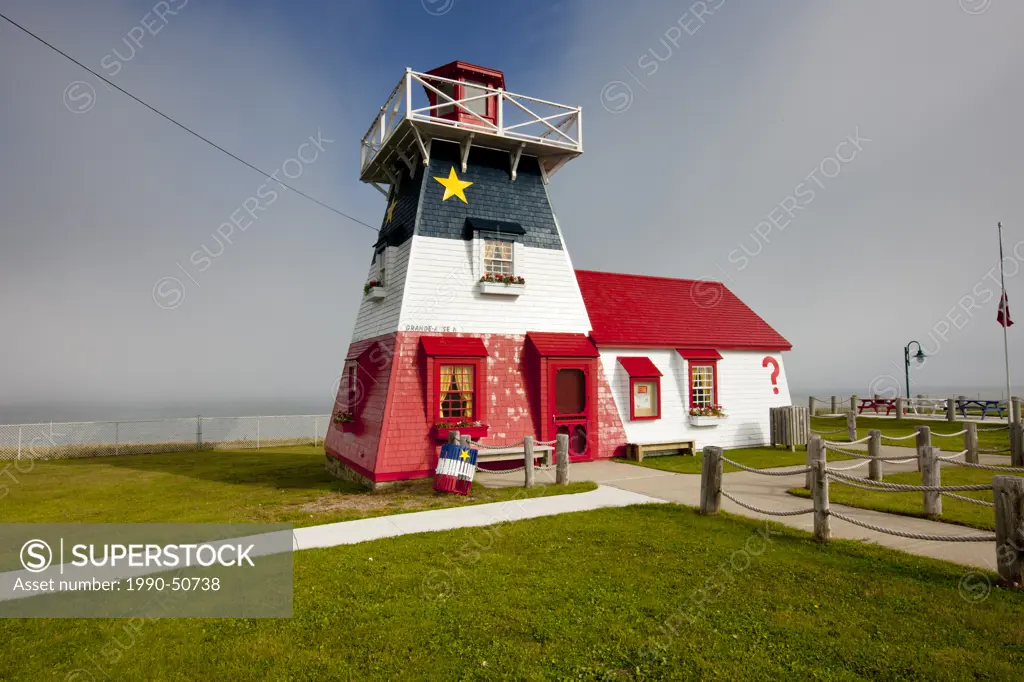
(549, 362, 592, 461)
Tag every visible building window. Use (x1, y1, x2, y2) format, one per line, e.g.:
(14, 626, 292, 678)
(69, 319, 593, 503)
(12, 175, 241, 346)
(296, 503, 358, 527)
(690, 364, 717, 408)
(630, 377, 660, 420)
(439, 363, 476, 420)
(462, 80, 489, 118)
(374, 247, 387, 286)
(483, 239, 513, 277)
(435, 81, 455, 117)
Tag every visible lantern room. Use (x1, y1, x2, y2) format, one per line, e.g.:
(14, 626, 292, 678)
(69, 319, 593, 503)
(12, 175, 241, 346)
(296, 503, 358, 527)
(423, 61, 506, 127)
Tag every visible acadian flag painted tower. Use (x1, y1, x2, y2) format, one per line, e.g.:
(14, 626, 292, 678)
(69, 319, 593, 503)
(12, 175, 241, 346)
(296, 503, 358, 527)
(324, 61, 600, 488)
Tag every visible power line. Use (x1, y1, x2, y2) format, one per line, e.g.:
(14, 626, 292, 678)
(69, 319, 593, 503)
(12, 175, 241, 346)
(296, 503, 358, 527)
(0, 11, 379, 233)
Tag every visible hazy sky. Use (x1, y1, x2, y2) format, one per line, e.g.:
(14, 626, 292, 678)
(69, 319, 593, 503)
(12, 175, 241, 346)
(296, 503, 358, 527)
(2, 0, 1022, 420)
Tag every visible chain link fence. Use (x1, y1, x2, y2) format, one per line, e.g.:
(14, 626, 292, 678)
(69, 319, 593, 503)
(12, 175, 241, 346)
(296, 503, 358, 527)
(0, 415, 330, 461)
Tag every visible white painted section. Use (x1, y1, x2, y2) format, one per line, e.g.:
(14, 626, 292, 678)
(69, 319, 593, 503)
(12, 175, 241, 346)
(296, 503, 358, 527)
(397, 235, 592, 335)
(351, 239, 412, 342)
(599, 349, 793, 450)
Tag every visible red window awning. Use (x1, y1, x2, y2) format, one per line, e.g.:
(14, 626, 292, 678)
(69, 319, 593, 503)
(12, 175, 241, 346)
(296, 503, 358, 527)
(677, 349, 722, 361)
(420, 336, 489, 357)
(617, 356, 662, 377)
(526, 332, 599, 358)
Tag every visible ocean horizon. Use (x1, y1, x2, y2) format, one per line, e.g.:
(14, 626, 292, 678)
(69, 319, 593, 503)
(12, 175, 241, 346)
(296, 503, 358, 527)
(0, 385, 1015, 426)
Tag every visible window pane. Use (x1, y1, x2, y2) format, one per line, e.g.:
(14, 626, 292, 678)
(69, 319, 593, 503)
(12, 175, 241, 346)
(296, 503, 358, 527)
(555, 369, 586, 414)
(435, 82, 455, 117)
(691, 366, 715, 407)
(483, 239, 513, 276)
(463, 82, 488, 117)
(440, 364, 475, 419)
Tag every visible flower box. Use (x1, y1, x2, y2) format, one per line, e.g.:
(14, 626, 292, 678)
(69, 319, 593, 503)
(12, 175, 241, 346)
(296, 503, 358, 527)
(365, 286, 387, 301)
(431, 424, 489, 442)
(478, 281, 525, 297)
(688, 415, 727, 427)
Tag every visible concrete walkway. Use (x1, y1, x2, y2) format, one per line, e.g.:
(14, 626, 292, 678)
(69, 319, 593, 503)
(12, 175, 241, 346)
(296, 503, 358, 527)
(292, 485, 663, 550)
(478, 446, 1007, 571)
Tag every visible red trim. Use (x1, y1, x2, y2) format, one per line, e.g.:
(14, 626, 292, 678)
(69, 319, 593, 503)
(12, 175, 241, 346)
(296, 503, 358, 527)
(628, 375, 662, 421)
(548, 360, 596, 462)
(617, 356, 662, 377)
(687, 360, 719, 408)
(527, 332, 600, 358)
(677, 349, 723, 361)
(423, 62, 505, 127)
(433, 357, 486, 424)
(420, 336, 488, 357)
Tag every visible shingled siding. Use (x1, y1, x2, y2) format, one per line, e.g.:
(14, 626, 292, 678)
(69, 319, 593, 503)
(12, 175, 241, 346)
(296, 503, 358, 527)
(415, 141, 564, 251)
(599, 349, 792, 450)
(398, 236, 591, 336)
(351, 239, 413, 343)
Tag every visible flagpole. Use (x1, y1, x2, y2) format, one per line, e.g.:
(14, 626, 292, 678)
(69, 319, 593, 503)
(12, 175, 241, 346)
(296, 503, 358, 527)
(998, 221, 1012, 426)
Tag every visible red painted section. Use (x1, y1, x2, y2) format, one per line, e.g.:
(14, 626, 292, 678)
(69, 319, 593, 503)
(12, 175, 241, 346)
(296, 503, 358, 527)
(617, 356, 662, 377)
(420, 336, 489, 357)
(595, 368, 628, 460)
(527, 332, 599, 358)
(328, 332, 614, 484)
(575, 270, 792, 351)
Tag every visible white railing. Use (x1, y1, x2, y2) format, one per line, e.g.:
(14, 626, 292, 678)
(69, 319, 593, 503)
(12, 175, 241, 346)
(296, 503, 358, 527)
(360, 69, 583, 177)
(0, 415, 330, 461)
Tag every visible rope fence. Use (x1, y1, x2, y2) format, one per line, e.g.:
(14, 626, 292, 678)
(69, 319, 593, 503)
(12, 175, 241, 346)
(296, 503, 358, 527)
(720, 456, 810, 477)
(826, 510, 996, 542)
(720, 489, 816, 517)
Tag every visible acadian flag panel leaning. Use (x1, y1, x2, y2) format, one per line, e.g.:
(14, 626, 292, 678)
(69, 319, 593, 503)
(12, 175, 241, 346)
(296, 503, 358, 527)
(433, 443, 479, 496)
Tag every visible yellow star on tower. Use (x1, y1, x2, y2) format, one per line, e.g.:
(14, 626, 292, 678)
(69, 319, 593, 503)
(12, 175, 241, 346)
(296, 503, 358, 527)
(460, 449, 470, 460)
(386, 198, 398, 224)
(433, 167, 473, 204)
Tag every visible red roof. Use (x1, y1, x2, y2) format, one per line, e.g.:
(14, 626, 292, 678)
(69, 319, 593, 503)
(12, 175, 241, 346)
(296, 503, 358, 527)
(526, 332, 599, 358)
(420, 336, 489, 357)
(617, 356, 662, 377)
(678, 349, 723, 361)
(575, 270, 791, 351)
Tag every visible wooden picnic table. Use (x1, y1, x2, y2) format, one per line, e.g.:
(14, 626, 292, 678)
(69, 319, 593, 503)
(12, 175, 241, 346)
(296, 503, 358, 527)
(857, 398, 898, 415)
(956, 398, 1005, 420)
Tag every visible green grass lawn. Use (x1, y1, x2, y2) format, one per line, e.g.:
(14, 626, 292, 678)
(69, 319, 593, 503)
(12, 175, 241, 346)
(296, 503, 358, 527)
(787, 466, 1019, 531)
(0, 446, 594, 527)
(2, 505, 1022, 680)
(620, 446, 853, 475)
(811, 415, 1010, 453)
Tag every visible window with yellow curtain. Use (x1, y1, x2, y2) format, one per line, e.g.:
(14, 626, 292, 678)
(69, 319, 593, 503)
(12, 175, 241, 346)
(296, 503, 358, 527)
(439, 364, 475, 419)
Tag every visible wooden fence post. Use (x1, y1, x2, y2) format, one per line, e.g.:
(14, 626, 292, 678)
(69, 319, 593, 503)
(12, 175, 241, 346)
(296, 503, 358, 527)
(448, 431, 459, 445)
(993, 475, 1024, 584)
(965, 422, 979, 464)
(523, 436, 535, 488)
(846, 411, 857, 442)
(921, 446, 942, 518)
(805, 434, 822, 490)
(850, 395, 857, 414)
(459, 434, 471, 449)
(915, 426, 931, 473)
(868, 429, 883, 481)
(769, 407, 777, 448)
(555, 433, 569, 485)
(830, 395, 838, 415)
(700, 446, 723, 515)
(946, 397, 956, 423)
(1011, 423, 1024, 468)
(1012, 397, 1021, 425)
(895, 397, 904, 421)
(808, 396, 815, 416)
(810, 438, 830, 543)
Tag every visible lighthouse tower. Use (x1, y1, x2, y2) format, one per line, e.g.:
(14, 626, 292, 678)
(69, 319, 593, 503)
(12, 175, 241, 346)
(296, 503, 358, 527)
(325, 61, 621, 487)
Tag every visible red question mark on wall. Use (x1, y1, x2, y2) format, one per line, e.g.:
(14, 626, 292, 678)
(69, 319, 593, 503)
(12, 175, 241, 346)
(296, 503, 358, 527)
(762, 356, 780, 395)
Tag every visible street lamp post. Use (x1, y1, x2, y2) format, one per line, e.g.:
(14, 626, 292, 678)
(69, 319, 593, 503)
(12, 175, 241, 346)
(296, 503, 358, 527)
(904, 340, 926, 400)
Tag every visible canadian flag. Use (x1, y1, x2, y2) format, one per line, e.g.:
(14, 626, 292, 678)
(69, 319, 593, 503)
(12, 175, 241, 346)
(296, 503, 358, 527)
(998, 291, 1014, 328)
